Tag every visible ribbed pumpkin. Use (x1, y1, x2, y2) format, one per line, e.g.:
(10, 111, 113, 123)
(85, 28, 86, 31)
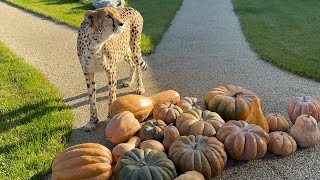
(288, 96, 320, 123)
(176, 109, 225, 137)
(268, 131, 297, 156)
(266, 113, 289, 132)
(105, 111, 141, 144)
(114, 148, 177, 180)
(169, 135, 227, 179)
(245, 98, 269, 132)
(289, 114, 320, 147)
(52, 143, 113, 180)
(217, 120, 270, 160)
(176, 97, 207, 112)
(174, 171, 205, 180)
(163, 123, 180, 152)
(153, 103, 183, 124)
(138, 119, 167, 141)
(205, 85, 259, 121)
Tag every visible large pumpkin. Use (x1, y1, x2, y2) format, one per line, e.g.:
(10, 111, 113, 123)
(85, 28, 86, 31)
(205, 85, 259, 121)
(52, 143, 113, 179)
(268, 131, 296, 156)
(176, 97, 207, 112)
(176, 109, 225, 137)
(153, 102, 183, 124)
(266, 113, 289, 132)
(105, 111, 141, 144)
(217, 120, 270, 160)
(169, 135, 227, 179)
(138, 119, 167, 141)
(114, 148, 177, 180)
(288, 96, 320, 123)
(163, 123, 180, 152)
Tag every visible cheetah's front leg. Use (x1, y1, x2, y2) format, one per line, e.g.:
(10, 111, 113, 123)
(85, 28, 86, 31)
(107, 64, 117, 116)
(84, 73, 99, 131)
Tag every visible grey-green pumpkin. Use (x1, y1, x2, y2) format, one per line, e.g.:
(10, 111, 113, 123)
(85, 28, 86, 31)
(138, 119, 167, 141)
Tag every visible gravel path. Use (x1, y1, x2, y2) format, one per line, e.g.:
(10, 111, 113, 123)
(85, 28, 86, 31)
(1, 0, 320, 179)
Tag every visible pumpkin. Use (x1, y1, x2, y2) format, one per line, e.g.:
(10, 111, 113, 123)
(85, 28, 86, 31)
(163, 123, 180, 152)
(153, 102, 183, 124)
(110, 90, 180, 122)
(289, 114, 320, 147)
(174, 171, 205, 180)
(114, 148, 177, 180)
(52, 143, 113, 180)
(105, 111, 140, 144)
(138, 119, 167, 141)
(112, 136, 141, 162)
(205, 85, 259, 121)
(268, 131, 297, 156)
(139, 140, 165, 152)
(266, 113, 289, 132)
(245, 98, 269, 132)
(217, 120, 270, 160)
(176, 109, 225, 137)
(288, 96, 320, 123)
(169, 135, 227, 178)
(176, 97, 207, 112)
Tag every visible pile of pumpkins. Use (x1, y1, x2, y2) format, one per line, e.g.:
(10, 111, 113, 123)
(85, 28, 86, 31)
(52, 85, 320, 180)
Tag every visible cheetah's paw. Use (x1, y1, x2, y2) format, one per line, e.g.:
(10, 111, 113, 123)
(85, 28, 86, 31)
(121, 80, 132, 87)
(84, 121, 96, 132)
(136, 87, 145, 95)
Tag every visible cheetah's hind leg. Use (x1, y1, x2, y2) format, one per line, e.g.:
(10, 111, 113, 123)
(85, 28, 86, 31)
(122, 48, 136, 87)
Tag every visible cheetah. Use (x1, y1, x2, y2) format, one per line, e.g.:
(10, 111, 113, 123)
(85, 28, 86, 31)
(77, 7, 147, 131)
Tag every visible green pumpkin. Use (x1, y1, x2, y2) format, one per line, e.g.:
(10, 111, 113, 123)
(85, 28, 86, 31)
(138, 119, 167, 141)
(114, 148, 177, 180)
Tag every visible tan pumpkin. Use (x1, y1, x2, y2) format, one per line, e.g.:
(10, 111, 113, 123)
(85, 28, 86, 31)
(139, 140, 165, 152)
(217, 120, 270, 160)
(268, 131, 297, 156)
(174, 171, 205, 180)
(205, 85, 259, 121)
(52, 143, 113, 180)
(266, 113, 289, 132)
(105, 111, 140, 144)
(112, 136, 141, 162)
(169, 135, 227, 179)
(163, 123, 180, 152)
(176, 109, 225, 137)
(153, 102, 183, 124)
(110, 90, 180, 122)
(176, 97, 207, 112)
(245, 98, 269, 132)
(138, 119, 167, 141)
(289, 114, 320, 147)
(288, 96, 320, 124)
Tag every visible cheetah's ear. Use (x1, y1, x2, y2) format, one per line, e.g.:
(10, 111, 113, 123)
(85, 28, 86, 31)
(84, 10, 95, 23)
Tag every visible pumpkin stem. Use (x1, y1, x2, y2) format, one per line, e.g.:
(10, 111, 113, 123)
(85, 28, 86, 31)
(232, 91, 243, 98)
(302, 95, 306, 102)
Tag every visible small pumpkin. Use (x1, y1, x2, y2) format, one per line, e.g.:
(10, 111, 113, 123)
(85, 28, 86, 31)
(112, 136, 141, 162)
(176, 97, 207, 112)
(217, 120, 270, 160)
(138, 119, 167, 141)
(169, 135, 227, 179)
(176, 109, 225, 137)
(205, 85, 259, 121)
(289, 114, 320, 147)
(174, 171, 205, 180)
(245, 98, 269, 132)
(52, 143, 113, 180)
(153, 102, 183, 124)
(139, 140, 165, 152)
(163, 123, 180, 152)
(288, 96, 320, 124)
(268, 131, 297, 156)
(266, 113, 289, 132)
(114, 148, 177, 180)
(105, 111, 141, 144)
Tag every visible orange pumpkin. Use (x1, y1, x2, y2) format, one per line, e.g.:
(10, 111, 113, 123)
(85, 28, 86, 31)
(245, 98, 269, 132)
(52, 143, 113, 180)
(176, 109, 225, 137)
(153, 102, 183, 124)
(217, 120, 270, 160)
(266, 113, 289, 132)
(176, 97, 207, 112)
(112, 136, 141, 162)
(268, 131, 296, 156)
(139, 140, 165, 152)
(288, 96, 320, 124)
(174, 171, 205, 180)
(205, 85, 259, 121)
(105, 111, 141, 144)
(162, 123, 180, 152)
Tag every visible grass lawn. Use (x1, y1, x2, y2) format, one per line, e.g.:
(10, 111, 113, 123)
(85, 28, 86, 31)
(0, 42, 73, 179)
(233, 0, 320, 81)
(4, 0, 182, 54)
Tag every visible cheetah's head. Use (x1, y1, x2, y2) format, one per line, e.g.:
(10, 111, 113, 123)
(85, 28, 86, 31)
(84, 7, 124, 42)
